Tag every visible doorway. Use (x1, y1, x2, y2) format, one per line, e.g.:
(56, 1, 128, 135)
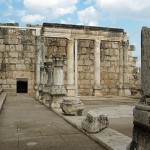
(17, 78, 28, 93)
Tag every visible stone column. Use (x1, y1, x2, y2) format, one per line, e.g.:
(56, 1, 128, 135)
(40, 62, 44, 85)
(93, 39, 102, 96)
(52, 54, 65, 86)
(49, 53, 66, 108)
(75, 39, 78, 96)
(38, 62, 44, 101)
(118, 42, 124, 96)
(44, 61, 53, 86)
(129, 27, 150, 150)
(35, 36, 43, 99)
(123, 40, 131, 96)
(66, 38, 76, 96)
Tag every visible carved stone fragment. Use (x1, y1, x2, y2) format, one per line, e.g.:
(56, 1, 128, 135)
(82, 110, 109, 133)
(61, 97, 84, 116)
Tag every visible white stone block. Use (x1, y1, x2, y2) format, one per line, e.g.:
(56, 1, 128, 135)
(82, 110, 109, 133)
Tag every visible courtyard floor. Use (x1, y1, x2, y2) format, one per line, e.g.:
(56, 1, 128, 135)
(79, 96, 139, 138)
(0, 94, 139, 150)
(0, 94, 106, 150)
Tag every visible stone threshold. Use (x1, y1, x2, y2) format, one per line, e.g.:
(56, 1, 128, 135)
(52, 108, 132, 150)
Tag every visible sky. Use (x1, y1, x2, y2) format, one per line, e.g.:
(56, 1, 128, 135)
(1, 0, 150, 67)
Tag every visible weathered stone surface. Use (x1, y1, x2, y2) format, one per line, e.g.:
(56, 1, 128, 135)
(130, 27, 150, 150)
(82, 110, 109, 133)
(141, 27, 150, 99)
(133, 105, 150, 127)
(61, 97, 84, 116)
(0, 23, 139, 97)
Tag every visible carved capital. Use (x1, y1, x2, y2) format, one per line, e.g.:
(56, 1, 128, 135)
(52, 53, 66, 67)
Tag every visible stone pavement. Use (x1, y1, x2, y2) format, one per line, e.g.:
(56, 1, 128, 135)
(52, 96, 138, 150)
(80, 96, 139, 138)
(0, 94, 106, 150)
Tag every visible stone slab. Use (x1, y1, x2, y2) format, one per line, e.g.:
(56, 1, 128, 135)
(53, 108, 131, 150)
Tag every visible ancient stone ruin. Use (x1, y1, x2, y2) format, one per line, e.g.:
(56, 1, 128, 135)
(0, 23, 140, 107)
(129, 27, 150, 150)
(61, 97, 84, 116)
(82, 110, 109, 133)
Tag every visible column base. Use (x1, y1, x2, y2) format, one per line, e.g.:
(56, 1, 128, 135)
(35, 91, 39, 100)
(49, 94, 66, 109)
(129, 104, 150, 150)
(34, 84, 44, 100)
(124, 88, 131, 96)
(49, 85, 67, 109)
(118, 89, 124, 96)
(123, 83, 131, 96)
(93, 85, 103, 96)
(119, 88, 131, 96)
(43, 92, 50, 108)
(66, 85, 76, 97)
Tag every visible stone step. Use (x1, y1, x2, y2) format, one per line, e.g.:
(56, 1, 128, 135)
(0, 92, 7, 112)
(3, 89, 16, 96)
(3, 88, 16, 93)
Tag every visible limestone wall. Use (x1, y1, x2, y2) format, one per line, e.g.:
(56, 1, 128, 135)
(77, 40, 94, 96)
(44, 37, 68, 85)
(100, 41, 120, 95)
(0, 23, 140, 97)
(0, 27, 36, 96)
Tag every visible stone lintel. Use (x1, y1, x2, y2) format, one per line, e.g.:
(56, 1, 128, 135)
(0, 22, 19, 26)
(43, 23, 124, 32)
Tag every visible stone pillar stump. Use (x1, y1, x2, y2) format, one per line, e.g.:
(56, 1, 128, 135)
(49, 53, 67, 109)
(61, 97, 84, 116)
(130, 27, 150, 150)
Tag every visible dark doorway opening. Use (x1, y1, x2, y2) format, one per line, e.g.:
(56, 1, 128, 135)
(17, 78, 28, 93)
